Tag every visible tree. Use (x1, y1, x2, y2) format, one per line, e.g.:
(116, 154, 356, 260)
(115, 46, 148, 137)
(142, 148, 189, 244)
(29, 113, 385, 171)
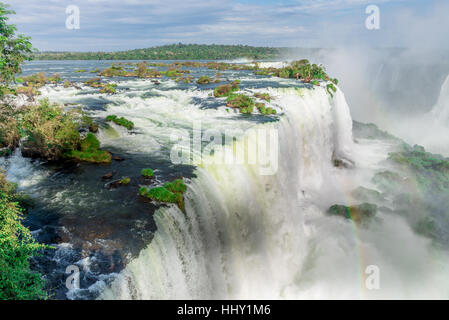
(0, 174, 49, 300)
(0, 2, 34, 96)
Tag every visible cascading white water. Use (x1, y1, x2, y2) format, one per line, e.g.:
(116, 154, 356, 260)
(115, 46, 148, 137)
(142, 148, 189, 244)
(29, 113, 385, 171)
(98, 86, 363, 299)
(431, 74, 449, 123)
(36, 82, 449, 299)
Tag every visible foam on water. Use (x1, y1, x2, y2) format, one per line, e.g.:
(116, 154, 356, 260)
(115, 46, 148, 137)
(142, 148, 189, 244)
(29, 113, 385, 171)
(96, 84, 449, 299)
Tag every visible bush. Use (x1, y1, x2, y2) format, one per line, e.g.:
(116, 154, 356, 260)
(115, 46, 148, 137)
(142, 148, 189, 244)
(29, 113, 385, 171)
(99, 83, 117, 94)
(106, 115, 134, 130)
(20, 99, 81, 161)
(196, 76, 213, 85)
(226, 94, 255, 114)
(65, 133, 111, 164)
(0, 171, 48, 300)
(84, 78, 103, 88)
(120, 177, 131, 185)
(164, 179, 187, 193)
(141, 168, 154, 178)
(0, 107, 20, 154)
(254, 92, 271, 102)
(0, 171, 33, 209)
(255, 103, 276, 115)
(140, 178, 187, 212)
(99, 64, 126, 77)
(213, 84, 233, 97)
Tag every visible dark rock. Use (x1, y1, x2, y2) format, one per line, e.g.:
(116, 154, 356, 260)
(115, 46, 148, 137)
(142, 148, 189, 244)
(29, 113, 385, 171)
(112, 155, 125, 162)
(108, 180, 122, 189)
(102, 172, 114, 180)
(333, 157, 354, 168)
(89, 123, 99, 133)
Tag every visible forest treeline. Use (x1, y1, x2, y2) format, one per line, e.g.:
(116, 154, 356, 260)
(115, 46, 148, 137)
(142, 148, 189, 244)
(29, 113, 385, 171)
(34, 44, 283, 60)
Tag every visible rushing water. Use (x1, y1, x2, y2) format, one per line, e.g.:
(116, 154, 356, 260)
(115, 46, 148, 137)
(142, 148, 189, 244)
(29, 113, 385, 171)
(3, 60, 449, 299)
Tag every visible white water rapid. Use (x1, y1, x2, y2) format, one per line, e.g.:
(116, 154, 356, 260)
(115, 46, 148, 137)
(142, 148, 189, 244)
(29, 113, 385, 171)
(98, 85, 449, 300)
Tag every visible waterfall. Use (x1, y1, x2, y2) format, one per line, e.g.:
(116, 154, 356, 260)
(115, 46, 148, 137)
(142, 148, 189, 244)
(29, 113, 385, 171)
(431, 74, 449, 123)
(99, 85, 361, 299)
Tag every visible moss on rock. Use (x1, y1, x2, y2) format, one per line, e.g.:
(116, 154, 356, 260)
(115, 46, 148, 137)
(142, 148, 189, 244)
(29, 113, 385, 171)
(140, 178, 187, 212)
(106, 115, 134, 130)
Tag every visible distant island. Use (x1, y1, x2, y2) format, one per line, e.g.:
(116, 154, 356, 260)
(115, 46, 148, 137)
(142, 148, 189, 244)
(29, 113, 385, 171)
(34, 43, 285, 61)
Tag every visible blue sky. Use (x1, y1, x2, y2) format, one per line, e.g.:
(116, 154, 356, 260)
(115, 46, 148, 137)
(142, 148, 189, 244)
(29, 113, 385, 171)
(4, 0, 447, 51)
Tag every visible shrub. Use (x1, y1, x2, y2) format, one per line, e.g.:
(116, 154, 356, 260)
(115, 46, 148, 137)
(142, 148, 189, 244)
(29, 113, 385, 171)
(140, 178, 187, 212)
(20, 99, 81, 161)
(0, 192, 48, 300)
(0, 170, 48, 299)
(213, 84, 234, 97)
(254, 92, 271, 102)
(196, 76, 213, 85)
(120, 177, 131, 185)
(226, 94, 255, 114)
(84, 78, 103, 88)
(65, 133, 111, 164)
(164, 179, 187, 194)
(141, 168, 154, 178)
(99, 83, 117, 94)
(139, 187, 149, 197)
(164, 69, 184, 78)
(0, 108, 20, 153)
(135, 62, 148, 78)
(99, 64, 126, 77)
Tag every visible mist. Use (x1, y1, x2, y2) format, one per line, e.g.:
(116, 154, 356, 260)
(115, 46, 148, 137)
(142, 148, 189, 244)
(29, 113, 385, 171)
(279, 0, 449, 155)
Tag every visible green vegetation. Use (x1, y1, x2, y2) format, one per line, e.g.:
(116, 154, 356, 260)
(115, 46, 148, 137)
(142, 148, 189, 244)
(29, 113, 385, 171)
(20, 99, 81, 161)
(9, 72, 63, 99)
(254, 60, 337, 85)
(140, 178, 187, 212)
(163, 69, 187, 78)
(0, 2, 34, 97)
(327, 203, 377, 224)
(388, 145, 449, 197)
(196, 76, 213, 85)
(213, 82, 239, 97)
(141, 168, 154, 178)
(326, 83, 337, 97)
(84, 77, 103, 88)
(106, 115, 134, 130)
(99, 64, 126, 77)
(99, 83, 117, 94)
(226, 93, 255, 114)
(254, 92, 271, 102)
(120, 177, 131, 185)
(0, 170, 48, 300)
(256, 102, 276, 115)
(0, 104, 20, 155)
(64, 133, 111, 164)
(34, 44, 281, 61)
